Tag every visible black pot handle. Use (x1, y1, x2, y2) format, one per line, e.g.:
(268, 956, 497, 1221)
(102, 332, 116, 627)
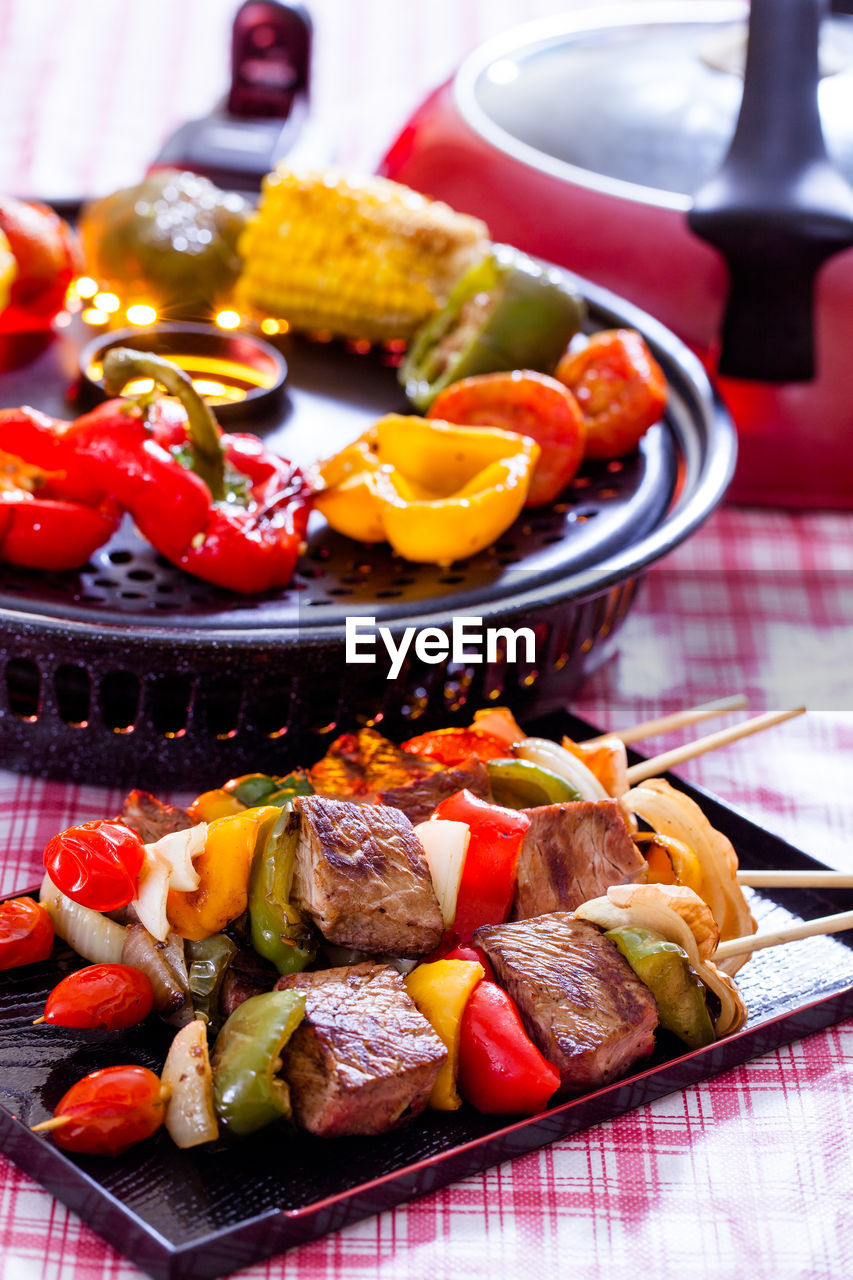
(688, 0, 853, 382)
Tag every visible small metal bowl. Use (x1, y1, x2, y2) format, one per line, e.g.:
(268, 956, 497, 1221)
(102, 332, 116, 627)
(78, 322, 287, 422)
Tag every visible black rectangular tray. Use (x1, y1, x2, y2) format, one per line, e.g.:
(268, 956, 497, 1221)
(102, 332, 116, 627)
(1, 710, 852, 1280)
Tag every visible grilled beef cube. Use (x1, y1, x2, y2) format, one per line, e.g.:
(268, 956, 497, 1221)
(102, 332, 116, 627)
(377, 757, 492, 823)
(290, 796, 444, 956)
(513, 801, 645, 919)
(309, 728, 439, 801)
(475, 914, 658, 1094)
(119, 790, 193, 844)
(219, 947, 279, 1020)
(277, 962, 447, 1137)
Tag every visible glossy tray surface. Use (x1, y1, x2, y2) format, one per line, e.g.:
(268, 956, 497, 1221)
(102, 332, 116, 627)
(1, 712, 851, 1279)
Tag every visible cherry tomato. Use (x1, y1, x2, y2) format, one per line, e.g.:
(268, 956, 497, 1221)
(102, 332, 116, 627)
(44, 1065, 167, 1157)
(401, 727, 508, 767)
(0, 896, 54, 969)
(43, 820, 145, 912)
(43, 964, 154, 1030)
(428, 370, 586, 507)
(555, 329, 667, 460)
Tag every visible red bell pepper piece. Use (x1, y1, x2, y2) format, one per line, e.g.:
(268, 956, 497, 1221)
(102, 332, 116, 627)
(457, 979, 560, 1114)
(430, 789, 529, 942)
(441, 942, 496, 982)
(0, 436, 119, 571)
(68, 349, 312, 592)
(0, 407, 105, 505)
(68, 398, 214, 562)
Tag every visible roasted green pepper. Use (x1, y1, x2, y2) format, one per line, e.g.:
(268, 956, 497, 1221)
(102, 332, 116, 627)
(248, 809, 316, 975)
(400, 245, 585, 410)
(486, 757, 583, 809)
(79, 170, 250, 320)
(224, 770, 314, 809)
(185, 933, 237, 1034)
(211, 989, 306, 1136)
(605, 925, 716, 1049)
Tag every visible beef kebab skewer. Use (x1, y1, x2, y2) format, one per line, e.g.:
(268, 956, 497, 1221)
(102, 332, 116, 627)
(24, 703, 835, 1156)
(27, 768, 836, 1155)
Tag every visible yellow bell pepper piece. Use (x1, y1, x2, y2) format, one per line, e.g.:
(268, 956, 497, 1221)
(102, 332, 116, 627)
(405, 958, 484, 1111)
(167, 806, 280, 941)
(314, 414, 539, 566)
(312, 439, 387, 542)
(0, 229, 15, 314)
(638, 832, 704, 898)
(188, 789, 246, 824)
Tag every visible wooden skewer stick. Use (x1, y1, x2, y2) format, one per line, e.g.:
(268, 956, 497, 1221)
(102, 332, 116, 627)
(585, 695, 749, 746)
(31, 1016, 45, 1025)
(715, 909, 853, 961)
(737, 870, 853, 888)
(625, 706, 806, 786)
(30, 1114, 72, 1133)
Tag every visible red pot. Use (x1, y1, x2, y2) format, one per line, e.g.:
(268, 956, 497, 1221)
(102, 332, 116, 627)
(381, 2, 853, 508)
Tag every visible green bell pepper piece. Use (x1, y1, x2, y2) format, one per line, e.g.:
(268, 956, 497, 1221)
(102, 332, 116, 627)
(400, 244, 585, 410)
(266, 771, 314, 806)
(487, 757, 582, 809)
(605, 925, 716, 1049)
(185, 933, 237, 1035)
(211, 989, 306, 1136)
(79, 170, 250, 321)
(225, 770, 313, 809)
(248, 809, 316, 975)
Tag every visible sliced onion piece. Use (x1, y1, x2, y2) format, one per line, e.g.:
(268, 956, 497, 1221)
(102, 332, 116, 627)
(39, 872, 126, 964)
(161, 1018, 218, 1148)
(577, 883, 747, 1037)
(146, 824, 206, 893)
(133, 850, 172, 942)
(624, 778, 756, 973)
(122, 923, 192, 1024)
(415, 819, 470, 928)
(514, 737, 609, 801)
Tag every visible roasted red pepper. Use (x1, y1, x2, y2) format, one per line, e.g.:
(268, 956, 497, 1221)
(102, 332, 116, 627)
(442, 942, 496, 982)
(457, 979, 560, 1114)
(401, 727, 508, 767)
(0, 409, 120, 570)
(68, 349, 312, 593)
(430, 790, 529, 942)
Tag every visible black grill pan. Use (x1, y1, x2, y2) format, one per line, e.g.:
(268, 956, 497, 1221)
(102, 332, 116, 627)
(0, 274, 735, 787)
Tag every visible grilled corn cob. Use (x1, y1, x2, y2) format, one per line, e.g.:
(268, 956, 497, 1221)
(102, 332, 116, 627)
(236, 168, 490, 343)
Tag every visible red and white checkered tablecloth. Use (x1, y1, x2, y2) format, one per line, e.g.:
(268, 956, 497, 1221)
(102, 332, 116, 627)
(1, 2, 853, 1278)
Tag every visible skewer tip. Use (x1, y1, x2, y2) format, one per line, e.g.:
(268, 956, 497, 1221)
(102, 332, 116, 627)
(30, 1114, 71, 1134)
